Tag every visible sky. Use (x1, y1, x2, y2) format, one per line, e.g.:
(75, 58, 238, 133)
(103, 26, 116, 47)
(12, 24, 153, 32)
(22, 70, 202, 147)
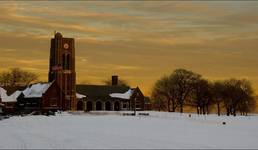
(0, 1, 258, 96)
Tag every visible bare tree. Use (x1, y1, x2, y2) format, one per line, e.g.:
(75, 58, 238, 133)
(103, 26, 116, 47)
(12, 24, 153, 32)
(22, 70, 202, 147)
(211, 81, 226, 116)
(151, 88, 167, 111)
(170, 69, 201, 113)
(223, 79, 256, 116)
(21, 70, 38, 86)
(151, 69, 257, 115)
(0, 68, 38, 87)
(151, 68, 201, 113)
(0, 71, 12, 86)
(236, 79, 256, 115)
(151, 75, 178, 112)
(191, 78, 212, 115)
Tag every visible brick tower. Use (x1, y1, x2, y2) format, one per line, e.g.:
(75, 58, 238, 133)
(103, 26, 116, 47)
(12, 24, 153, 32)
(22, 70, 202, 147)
(48, 32, 76, 111)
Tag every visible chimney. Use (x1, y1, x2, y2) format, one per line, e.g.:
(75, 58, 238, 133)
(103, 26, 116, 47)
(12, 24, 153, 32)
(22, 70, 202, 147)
(112, 75, 118, 86)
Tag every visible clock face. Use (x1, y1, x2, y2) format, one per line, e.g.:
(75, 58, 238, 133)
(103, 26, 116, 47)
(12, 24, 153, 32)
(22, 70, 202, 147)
(63, 43, 69, 49)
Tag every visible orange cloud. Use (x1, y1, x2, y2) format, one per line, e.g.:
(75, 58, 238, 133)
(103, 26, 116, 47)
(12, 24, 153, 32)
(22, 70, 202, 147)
(1, 1, 258, 95)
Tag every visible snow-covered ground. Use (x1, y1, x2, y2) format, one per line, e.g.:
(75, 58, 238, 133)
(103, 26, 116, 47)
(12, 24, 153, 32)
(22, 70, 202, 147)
(0, 111, 257, 149)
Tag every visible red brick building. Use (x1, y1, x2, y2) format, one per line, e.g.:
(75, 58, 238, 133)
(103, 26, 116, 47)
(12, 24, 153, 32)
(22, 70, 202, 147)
(48, 32, 77, 111)
(76, 76, 147, 111)
(1, 32, 150, 114)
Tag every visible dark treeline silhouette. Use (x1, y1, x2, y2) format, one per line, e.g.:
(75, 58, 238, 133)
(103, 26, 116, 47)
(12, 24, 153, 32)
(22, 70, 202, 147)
(151, 68, 257, 116)
(0, 68, 38, 87)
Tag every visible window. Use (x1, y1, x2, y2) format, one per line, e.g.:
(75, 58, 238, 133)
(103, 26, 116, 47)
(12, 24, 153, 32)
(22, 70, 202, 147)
(62, 54, 66, 69)
(66, 54, 70, 70)
(123, 103, 127, 108)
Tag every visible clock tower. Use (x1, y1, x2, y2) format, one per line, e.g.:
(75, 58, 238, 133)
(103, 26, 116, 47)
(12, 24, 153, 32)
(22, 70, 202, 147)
(48, 32, 76, 111)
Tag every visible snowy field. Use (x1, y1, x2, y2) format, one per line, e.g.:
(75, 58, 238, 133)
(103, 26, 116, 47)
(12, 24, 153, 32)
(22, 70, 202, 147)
(0, 111, 258, 149)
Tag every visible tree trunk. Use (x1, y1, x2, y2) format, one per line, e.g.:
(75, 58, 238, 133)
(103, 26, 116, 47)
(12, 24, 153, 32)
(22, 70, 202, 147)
(167, 99, 170, 112)
(180, 102, 183, 113)
(217, 102, 220, 116)
(233, 109, 236, 116)
(227, 107, 231, 116)
(230, 107, 234, 116)
(158, 99, 161, 112)
(172, 100, 175, 112)
(202, 105, 205, 115)
(197, 106, 199, 115)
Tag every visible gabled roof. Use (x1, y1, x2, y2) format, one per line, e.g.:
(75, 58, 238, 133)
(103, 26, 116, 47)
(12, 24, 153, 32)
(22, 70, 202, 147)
(76, 84, 130, 99)
(1, 82, 53, 101)
(1, 86, 26, 96)
(0, 87, 22, 102)
(23, 82, 53, 98)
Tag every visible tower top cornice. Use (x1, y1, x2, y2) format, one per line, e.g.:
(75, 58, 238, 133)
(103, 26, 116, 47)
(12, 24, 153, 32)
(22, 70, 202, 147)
(55, 32, 63, 38)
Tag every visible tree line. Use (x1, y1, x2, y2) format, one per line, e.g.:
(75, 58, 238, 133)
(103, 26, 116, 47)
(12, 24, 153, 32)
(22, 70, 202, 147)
(151, 68, 257, 116)
(0, 68, 38, 87)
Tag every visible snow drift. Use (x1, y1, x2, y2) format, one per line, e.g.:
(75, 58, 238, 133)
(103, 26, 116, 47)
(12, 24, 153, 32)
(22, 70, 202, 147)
(0, 111, 257, 149)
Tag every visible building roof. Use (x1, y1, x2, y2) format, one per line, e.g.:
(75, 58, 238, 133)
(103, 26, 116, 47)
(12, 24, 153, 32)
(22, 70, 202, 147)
(76, 93, 86, 99)
(1, 82, 53, 101)
(109, 89, 134, 100)
(1, 86, 26, 96)
(0, 87, 22, 102)
(76, 84, 130, 99)
(23, 82, 52, 98)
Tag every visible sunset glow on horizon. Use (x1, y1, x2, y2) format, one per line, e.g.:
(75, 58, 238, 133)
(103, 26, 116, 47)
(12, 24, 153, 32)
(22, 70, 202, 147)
(1, 1, 258, 96)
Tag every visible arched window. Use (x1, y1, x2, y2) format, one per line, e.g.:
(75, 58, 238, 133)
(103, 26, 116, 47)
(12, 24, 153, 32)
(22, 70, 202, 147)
(77, 101, 83, 111)
(96, 101, 102, 111)
(114, 101, 120, 111)
(66, 54, 70, 70)
(62, 54, 66, 69)
(105, 101, 111, 111)
(87, 101, 93, 111)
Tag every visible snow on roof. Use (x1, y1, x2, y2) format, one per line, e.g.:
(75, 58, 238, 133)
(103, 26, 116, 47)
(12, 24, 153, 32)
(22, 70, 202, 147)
(76, 93, 86, 99)
(9, 90, 22, 102)
(0, 82, 53, 102)
(23, 82, 52, 98)
(0, 87, 7, 97)
(0, 87, 8, 101)
(0, 87, 20, 102)
(109, 89, 134, 100)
